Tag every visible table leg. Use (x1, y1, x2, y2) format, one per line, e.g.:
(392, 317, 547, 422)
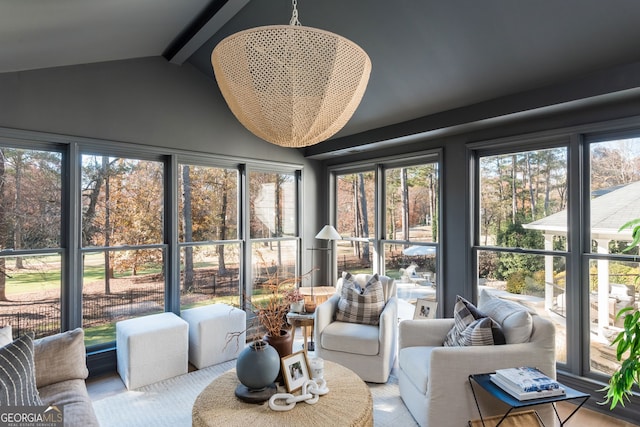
(308, 323, 315, 351)
(302, 324, 308, 352)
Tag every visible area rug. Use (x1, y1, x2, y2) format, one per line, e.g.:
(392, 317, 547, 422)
(92, 361, 416, 427)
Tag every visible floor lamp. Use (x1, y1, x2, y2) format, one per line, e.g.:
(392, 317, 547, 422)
(307, 225, 341, 351)
(314, 225, 342, 284)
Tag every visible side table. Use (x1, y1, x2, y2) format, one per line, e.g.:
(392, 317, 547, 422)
(298, 286, 336, 306)
(286, 312, 314, 353)
(468, 373, 589, 427)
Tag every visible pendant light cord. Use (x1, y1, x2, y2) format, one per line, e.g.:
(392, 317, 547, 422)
(290, 0, 301, 26)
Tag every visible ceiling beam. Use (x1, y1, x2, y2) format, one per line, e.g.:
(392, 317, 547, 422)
(163, 0, 250, 65)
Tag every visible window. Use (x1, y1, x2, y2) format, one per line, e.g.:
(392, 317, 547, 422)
(331, 154, 441, 309)
(248, 170, 300, 315)
(475, 146, 569, 363)
(0, 146, 62, 339)
(587, 137, 640, 376)
(178, 164, 239, 310)
(384, 163, 439, 306)
(473, 134, 640, 383)
(0, 130, 303, 353)
(335, 171, 375, 274)
(81, 154, 165, 346)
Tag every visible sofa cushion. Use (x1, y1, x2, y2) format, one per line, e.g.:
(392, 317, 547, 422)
(444, 295, 505, 346)
(0, 325, 12, 346)
(320, 321, 380, 355)
(399, 345, 434, 395)
(478, 289, 533, 344)
(38, 379, 100, 427)
(0, 332, 43, 406)
(336, 273, 385, 325)
(34, 328, 89, 388)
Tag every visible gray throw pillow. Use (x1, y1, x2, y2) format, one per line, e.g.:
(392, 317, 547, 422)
(336, 273, 385, 325)
(0, 332, 43, 406)
(33, 327, 89, 388)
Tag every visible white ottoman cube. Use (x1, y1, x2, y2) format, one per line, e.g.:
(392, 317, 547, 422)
(181, 304, 246, 369)
(116, 312, 188, 389)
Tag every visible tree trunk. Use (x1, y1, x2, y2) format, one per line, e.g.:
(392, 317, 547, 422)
(103, 156, 111, 294)
(358, 173, 370, 261)
(353, 180, 360, 258)
(511, 154, 517, 224)
(82, 157, 107, 247)
(182, 166, 194, 290)
(217, 171, 230, 272)
(14, 153, 23, 269)
(526, 152, 536, 220)
(401, 168, 409, 241)
(0, 150, 7, 300)
(275, 178, 283, 267)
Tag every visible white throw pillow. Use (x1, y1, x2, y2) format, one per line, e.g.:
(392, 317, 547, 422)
(0, 325, 12, 347)
(478, 289, 533, 344)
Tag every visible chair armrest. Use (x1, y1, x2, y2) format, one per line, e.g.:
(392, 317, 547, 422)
(429, 342, 548, 373)
(378, 296, 398, 343)
(427, 341, 556, 398)
(315, 293, 340, 336)
(399, 319, 454, 349)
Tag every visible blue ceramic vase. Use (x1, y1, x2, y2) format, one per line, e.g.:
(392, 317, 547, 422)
(236, 340, 280, 391)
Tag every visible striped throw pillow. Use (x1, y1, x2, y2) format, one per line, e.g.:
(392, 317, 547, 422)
(0, 332, 43, 406)
(336, 273, 385, 325)
(458, 317, 495, 346)
(444, 295, 505, 346)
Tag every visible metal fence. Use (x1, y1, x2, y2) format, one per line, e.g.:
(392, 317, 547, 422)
(1, 284, 164, 340)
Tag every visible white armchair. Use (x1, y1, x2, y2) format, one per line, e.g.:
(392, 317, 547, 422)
(314, 274, 397, 383)
(398, 292, 556, 427)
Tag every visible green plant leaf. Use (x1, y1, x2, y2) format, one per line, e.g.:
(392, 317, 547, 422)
(619, 219, 640, 253)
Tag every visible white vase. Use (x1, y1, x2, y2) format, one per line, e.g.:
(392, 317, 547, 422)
(290, 301, 304, 313)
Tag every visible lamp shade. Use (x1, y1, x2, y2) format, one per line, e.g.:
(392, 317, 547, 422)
(315, 225, 341, 241)
(211, 25, 371, 148)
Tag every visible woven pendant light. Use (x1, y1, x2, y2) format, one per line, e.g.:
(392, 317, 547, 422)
(211, 1, 371, 148)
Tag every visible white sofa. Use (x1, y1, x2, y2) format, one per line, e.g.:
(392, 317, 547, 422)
(315, 274, 397, 383)
(398, 291, 556, 427)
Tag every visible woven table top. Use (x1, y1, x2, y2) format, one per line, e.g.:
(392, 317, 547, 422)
(192, 360, 373, 427)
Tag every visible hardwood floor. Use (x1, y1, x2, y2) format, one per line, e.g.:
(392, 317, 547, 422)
(555, 401, 638, 426)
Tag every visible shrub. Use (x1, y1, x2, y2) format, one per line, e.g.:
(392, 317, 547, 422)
(496, 223, 545, 280)
(525, 270, 546, 296)
(506, 271, 527, 294)
(478, 251, 499, 279)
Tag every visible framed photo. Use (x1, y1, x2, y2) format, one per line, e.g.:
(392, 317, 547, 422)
(281, 350, 311, 393)
(413, 298, 437, 319)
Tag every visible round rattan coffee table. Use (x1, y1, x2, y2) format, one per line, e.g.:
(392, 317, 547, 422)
(192, 360, 373, 427)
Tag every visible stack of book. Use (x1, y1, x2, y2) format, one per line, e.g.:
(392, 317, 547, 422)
(490, 367, 565, 401)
